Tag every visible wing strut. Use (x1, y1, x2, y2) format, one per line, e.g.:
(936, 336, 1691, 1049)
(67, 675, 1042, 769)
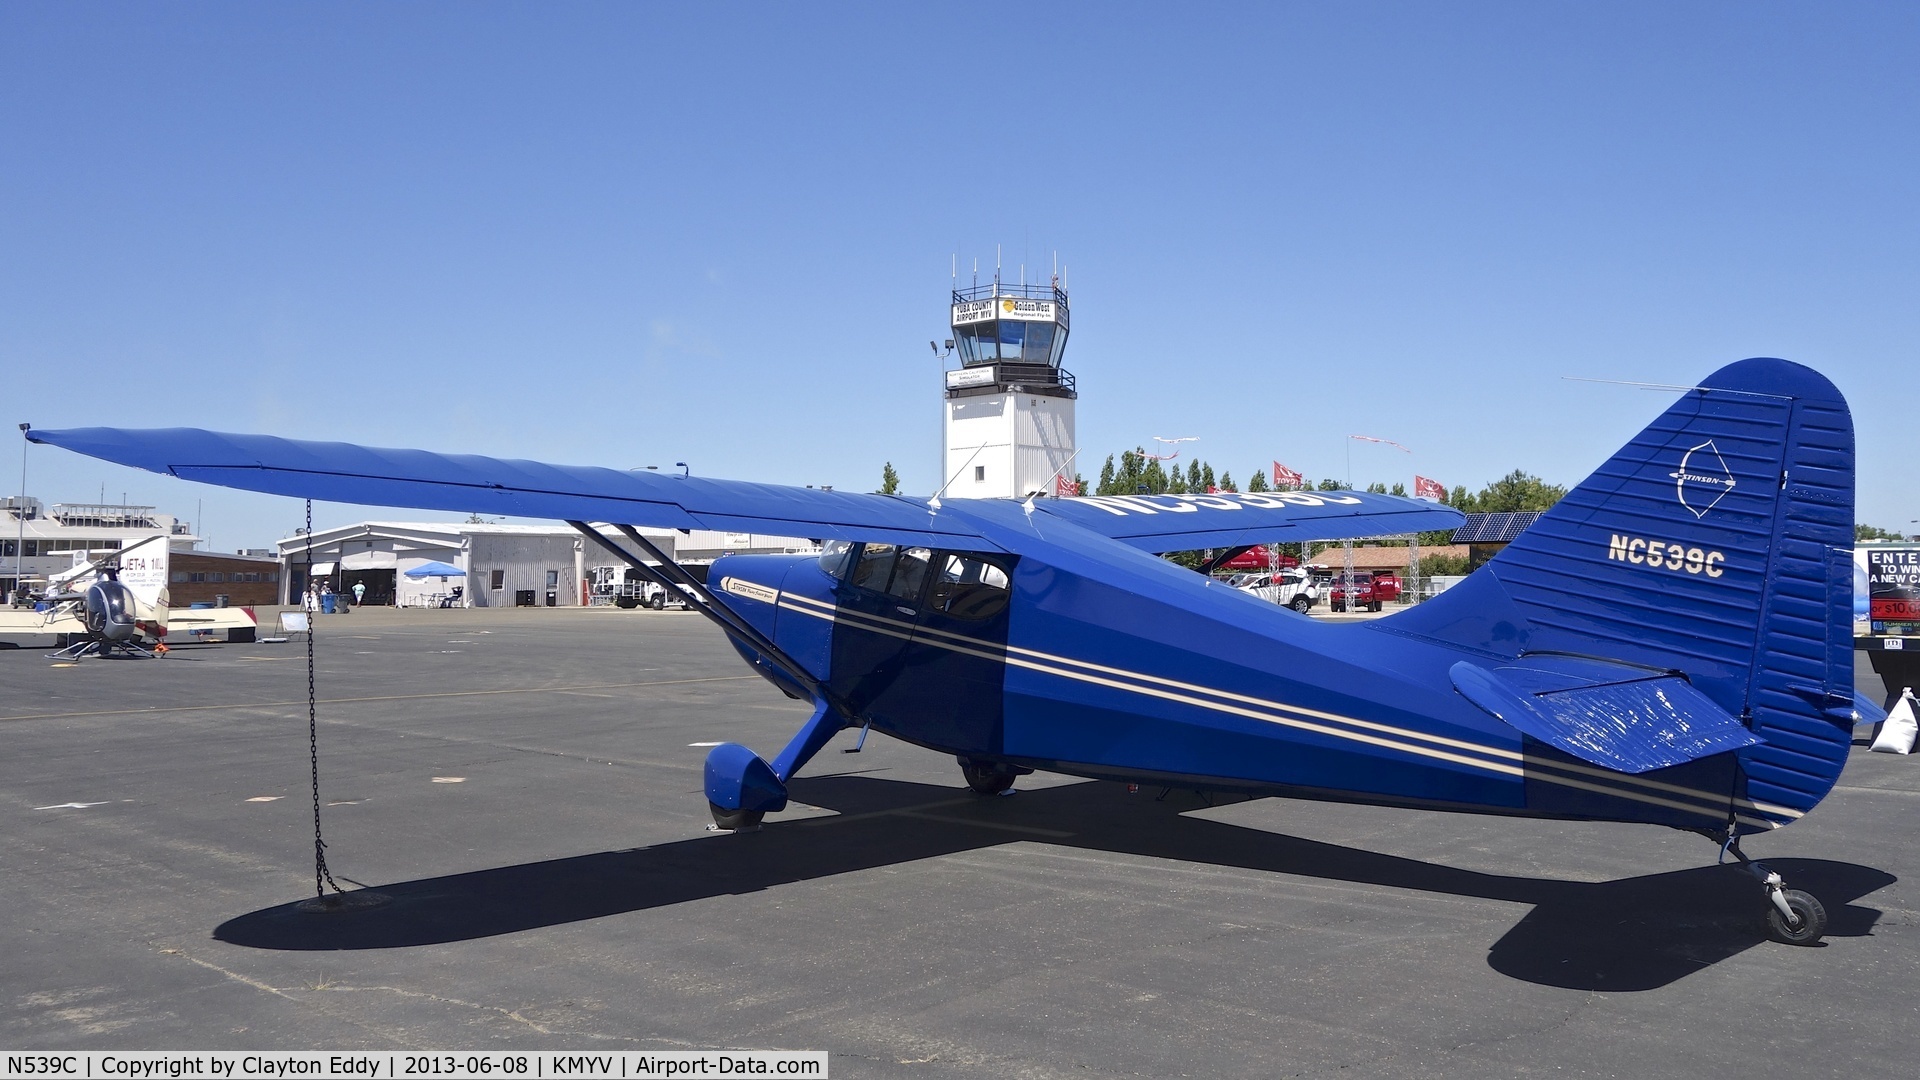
(1196, 546, 1256, 576)
(565, 521, 837, 711)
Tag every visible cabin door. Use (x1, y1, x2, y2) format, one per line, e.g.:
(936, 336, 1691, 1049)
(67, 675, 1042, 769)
(894, 551, 1015, 756)
(828, 543, 932, 725)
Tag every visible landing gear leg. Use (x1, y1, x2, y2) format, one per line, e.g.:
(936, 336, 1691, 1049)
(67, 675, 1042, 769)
(1721, 831, 1828, 946)
(703, 696, 846, 831)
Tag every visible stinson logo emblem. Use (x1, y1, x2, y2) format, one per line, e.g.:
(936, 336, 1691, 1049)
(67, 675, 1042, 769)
(1670, 440, 1736, 518)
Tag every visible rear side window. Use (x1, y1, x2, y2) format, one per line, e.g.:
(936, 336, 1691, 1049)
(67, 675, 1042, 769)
(928, 554, 1011, 620)
(886, 547, 934, 602)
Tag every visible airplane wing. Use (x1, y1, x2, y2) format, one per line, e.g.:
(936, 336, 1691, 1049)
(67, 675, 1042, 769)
(26, 427, 1001, 550)
(27, 427, 1462, 553)
(1032, 491, 1464, 553)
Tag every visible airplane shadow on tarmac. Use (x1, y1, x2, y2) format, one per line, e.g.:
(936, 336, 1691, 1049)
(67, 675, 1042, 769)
(213, 774, 1895, 991)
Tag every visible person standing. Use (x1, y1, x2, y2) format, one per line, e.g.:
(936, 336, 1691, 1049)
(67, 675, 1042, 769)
(352, 580, 367, 606)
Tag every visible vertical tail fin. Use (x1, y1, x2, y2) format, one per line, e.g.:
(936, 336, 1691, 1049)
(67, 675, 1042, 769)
(1405, 358, 1855, 826)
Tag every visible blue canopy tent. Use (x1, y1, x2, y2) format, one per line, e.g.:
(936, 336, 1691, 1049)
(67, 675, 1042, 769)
(403, 560, 466, 578)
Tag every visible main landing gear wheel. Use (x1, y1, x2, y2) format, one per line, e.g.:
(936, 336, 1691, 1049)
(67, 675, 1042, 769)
(958, 758, 1023, 795)
(1767, 889, 1828, 946)
(708, 802, 764, 831)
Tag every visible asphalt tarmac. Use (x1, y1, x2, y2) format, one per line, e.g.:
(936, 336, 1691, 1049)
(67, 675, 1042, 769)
(2, 607, 1915, 1078)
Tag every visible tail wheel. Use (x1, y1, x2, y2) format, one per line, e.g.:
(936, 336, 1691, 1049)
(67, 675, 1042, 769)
(1767, 889, 1828, 946)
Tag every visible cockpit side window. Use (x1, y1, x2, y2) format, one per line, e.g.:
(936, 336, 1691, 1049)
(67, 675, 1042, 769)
(846, 543, 935, 605)
(927, 553, 1012, 620)
(818, 539, 856, 581)
(848, 543, 897, 592)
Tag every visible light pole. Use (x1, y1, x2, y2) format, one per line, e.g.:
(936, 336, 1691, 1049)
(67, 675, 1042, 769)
(14, 424, 27, 603)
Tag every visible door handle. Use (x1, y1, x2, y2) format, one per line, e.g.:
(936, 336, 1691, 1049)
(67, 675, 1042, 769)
(895, 606, 917, 616)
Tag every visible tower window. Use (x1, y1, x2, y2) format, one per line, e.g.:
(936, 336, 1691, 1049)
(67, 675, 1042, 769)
(974, 466, 986, 482)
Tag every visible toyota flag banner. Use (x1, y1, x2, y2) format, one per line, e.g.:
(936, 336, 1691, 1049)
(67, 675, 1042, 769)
(1414, 475, 1447, 502)
(1272, 462, 1304, 489)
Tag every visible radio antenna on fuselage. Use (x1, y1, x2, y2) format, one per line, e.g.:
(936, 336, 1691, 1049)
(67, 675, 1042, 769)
(928, 442, 991, 512)
(1023, 449, 1082, 514)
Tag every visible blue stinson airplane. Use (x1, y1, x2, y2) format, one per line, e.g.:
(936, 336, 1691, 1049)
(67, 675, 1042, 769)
(28, 357, 1871, 945)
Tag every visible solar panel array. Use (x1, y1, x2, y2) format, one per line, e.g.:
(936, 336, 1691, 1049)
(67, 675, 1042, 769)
(1450, 511, 1544, 544)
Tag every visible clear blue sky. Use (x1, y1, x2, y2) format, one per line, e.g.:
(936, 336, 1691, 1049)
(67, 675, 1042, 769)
(5, 2, 1915, 549)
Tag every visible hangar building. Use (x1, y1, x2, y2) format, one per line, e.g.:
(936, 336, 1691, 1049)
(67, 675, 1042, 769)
(3, 497, 203, 601)
(279, 521, 818, 607)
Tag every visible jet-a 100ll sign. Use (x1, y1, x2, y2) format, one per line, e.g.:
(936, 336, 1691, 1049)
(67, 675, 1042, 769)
(30, 357, 1867, 947)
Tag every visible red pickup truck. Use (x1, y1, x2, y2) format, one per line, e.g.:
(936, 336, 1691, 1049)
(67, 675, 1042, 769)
(1328, 571, 1402, 612)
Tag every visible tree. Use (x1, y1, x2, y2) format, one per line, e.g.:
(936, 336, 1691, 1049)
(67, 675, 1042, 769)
(878, 462, 900, 495)
(1186, 460, 1203, 492)
(1143, 459, 1169, 494)
(1246, 468, 1269, 493)
(1219, 471, 1237, 492)
(1389, 482, 1406, 497)
(1317, 478, 1348, 491)
(1097, 455, 1116, 496)
(1365, 481, 1388, 495)
(1474, 469, 1566, 513)
(1200, 464, 1216, 492)
(1108, 448, 1147, 495)
(1420, 552, 1473, 577)
(1858, 523, 1907, 542)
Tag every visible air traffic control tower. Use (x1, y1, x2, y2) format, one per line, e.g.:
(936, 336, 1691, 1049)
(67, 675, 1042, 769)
(943, 280, 1077, 499)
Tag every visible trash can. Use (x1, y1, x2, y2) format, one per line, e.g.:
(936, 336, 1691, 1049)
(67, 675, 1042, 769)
(321, 593, 337, 614)
(215, 594, 229, 608)
(515, 589, 536, 607)
(545, 591, 557, 607)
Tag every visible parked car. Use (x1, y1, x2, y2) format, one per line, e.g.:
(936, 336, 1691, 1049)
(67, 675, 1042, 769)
(1234, 569, 1320, 613)
(1328, 571, 1403, 612)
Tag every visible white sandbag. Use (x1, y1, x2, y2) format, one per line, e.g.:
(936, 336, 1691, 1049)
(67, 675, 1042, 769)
(1869, 689, 1918, 755)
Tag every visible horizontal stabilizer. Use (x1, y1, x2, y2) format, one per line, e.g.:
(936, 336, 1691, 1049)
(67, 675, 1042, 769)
(1450, 657, 1763, 774)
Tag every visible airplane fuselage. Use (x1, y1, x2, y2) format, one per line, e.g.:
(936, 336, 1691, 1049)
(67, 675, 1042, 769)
(708, 499, 1793, 837)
